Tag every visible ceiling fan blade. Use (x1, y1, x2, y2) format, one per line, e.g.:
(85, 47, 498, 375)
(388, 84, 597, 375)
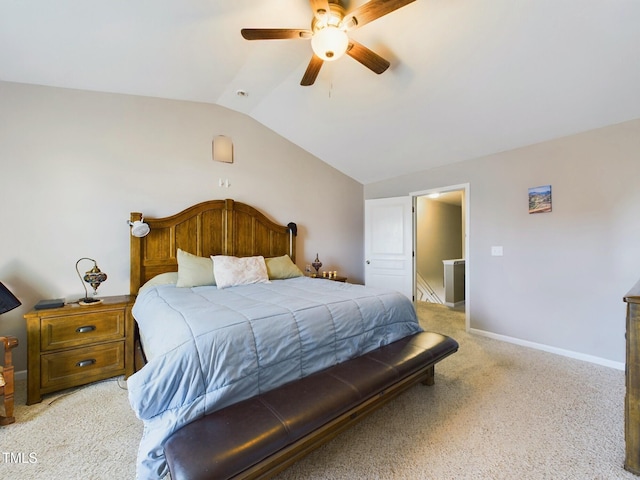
(309, 0, 331, 18)
(346, 40, 390, 74)
(241, 28, 312, 40)
(343, 0, 416, 30)
(301, 55, 324, 86)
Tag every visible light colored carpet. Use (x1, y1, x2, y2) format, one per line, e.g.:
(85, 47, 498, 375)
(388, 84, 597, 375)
(2, 376, 141, 479)
(1, 302, 635, 479)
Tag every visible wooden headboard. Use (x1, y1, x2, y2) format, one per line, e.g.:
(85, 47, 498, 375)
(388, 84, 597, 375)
(130, 199, 297, 295)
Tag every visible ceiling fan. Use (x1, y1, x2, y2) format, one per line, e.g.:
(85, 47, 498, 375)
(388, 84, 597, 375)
(241, 0, 416, 86)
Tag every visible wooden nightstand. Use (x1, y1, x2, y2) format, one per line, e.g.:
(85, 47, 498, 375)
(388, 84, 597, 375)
(23, 295, 135, 405)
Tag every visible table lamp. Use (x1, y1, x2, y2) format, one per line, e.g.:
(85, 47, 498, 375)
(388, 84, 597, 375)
(76, 258, 107, 305)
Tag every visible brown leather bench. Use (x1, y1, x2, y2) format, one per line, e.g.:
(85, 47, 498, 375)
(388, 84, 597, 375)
(164, 331, 458, 480)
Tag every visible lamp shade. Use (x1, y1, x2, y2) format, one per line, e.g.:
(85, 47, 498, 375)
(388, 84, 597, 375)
(0, 282, 21, 315)
(212, 135, 234, 163)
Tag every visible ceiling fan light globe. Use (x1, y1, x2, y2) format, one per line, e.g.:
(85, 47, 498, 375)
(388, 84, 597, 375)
(311, 26, 348, 62)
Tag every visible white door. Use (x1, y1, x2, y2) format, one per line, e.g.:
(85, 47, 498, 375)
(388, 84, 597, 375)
(364, 197, 414, 300)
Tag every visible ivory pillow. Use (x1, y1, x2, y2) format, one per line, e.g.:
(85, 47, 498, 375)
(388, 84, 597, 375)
(176, 249, 216, 287)
(139, 272, 179, 292)
(211, 255, 270, 289)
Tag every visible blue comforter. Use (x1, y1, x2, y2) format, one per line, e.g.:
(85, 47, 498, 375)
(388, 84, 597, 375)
(128, 276, 422, 479)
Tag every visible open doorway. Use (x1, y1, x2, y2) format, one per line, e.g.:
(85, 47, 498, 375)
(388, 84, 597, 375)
(412, 185, 468, 313)
(363, 187, 469, 327)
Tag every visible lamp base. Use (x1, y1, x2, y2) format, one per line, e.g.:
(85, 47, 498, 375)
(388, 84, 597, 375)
(78, 298, 103, 306)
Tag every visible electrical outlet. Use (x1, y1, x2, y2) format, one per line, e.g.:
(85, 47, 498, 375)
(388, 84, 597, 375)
(491, 246, 503, 256)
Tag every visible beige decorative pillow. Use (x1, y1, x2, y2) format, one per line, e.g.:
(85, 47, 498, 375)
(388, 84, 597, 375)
(139, 272, 179, 292)
(211, 255, 270, 289)
(176, 249, 216, 287)
(265, 255, 303, 279)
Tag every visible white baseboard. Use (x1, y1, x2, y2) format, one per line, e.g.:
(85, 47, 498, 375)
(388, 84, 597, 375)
(15, 369, 27, 381)
(469, 328, 625, 371)
(445, 300, 465, 308)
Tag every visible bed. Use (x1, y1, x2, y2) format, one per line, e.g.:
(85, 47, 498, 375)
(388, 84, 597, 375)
(127, 199, 451, 480)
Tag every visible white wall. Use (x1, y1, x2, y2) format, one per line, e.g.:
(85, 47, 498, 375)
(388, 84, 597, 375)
(0, 81, 364, 373)
(366, 119, 640, 365)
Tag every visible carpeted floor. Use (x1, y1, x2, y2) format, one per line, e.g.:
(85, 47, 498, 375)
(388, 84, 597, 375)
(1, 302, 635, 479)
(2, 376, 141, 479)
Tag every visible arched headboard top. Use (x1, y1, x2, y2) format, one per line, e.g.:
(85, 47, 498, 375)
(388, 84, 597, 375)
(130, 199, 297, 294)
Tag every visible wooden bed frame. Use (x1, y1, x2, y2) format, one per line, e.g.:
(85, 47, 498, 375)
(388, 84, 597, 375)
(129, 198, 458, 479)
(129, 198, 297, 296)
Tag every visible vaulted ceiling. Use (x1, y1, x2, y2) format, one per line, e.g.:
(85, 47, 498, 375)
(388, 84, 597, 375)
(1, 0, 639, 184)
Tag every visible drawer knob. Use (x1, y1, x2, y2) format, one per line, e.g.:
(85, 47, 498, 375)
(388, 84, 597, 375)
(76, 325, 96, 333)
(76, 359, 96, 368)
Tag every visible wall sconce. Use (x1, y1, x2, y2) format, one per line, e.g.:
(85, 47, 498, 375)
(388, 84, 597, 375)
(76, 258, 107, 305)
(128, 219, 150, 237)
(212, 135, 234, 164)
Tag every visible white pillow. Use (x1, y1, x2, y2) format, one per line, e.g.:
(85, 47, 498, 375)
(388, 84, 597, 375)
(211, 255, 270, 289)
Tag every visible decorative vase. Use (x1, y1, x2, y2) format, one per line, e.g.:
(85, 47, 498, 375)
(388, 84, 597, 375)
(312, 254, 323, 275)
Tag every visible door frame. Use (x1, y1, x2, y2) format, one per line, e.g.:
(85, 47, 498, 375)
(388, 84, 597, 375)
(410, 183, 470, 331)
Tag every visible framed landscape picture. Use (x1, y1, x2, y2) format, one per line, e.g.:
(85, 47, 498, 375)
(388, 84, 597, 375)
(529, 185, 552, 214)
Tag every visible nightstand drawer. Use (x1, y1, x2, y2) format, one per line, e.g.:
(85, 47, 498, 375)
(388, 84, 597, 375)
(41, 341, 125, 390)
(41, 309, 125, 351)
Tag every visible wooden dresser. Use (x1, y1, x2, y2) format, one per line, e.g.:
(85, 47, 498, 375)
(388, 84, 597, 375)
(625, 279, 640, 474)
(24, 295, 135, 405)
